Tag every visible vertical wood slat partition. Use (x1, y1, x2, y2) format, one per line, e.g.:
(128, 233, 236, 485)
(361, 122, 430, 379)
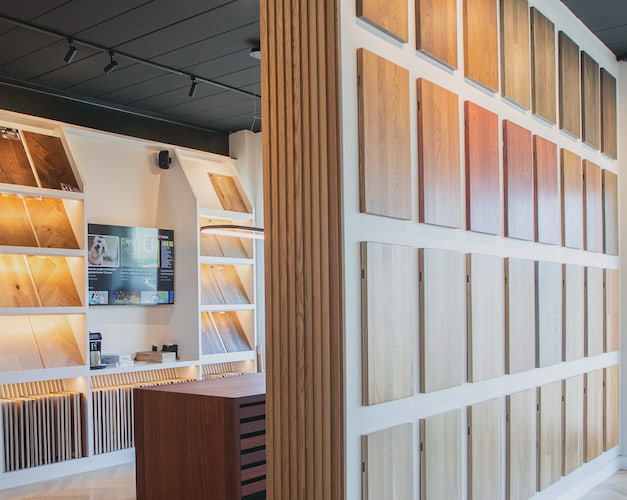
(261, 0, 344, 499)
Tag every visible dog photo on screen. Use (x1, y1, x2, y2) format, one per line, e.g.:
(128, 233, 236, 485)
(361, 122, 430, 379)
(88, 234, 120, 267)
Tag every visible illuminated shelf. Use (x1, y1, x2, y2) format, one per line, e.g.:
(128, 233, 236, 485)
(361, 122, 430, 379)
(91, 359, 200, 376)
(0, 365, 87, 385)
(199, 256, 254, 266)
(201, 351, 256, 364)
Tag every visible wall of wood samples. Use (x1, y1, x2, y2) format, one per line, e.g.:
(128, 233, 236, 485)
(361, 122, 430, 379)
(342, 0, 619, 497)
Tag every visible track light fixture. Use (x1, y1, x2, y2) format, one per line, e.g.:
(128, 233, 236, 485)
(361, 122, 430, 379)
(103, 50, 118, 74)
(188, 77, 198, 97)
(64, 38, 77, 64)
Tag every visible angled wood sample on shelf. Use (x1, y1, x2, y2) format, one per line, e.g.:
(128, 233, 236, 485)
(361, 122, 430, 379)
(361, 242, 416, 405)
(0, 254, 40, 307)
(465, 101, 500, 235)
(530, 8, 556, 123)
(0, 193, 38, 247)
(357, 49, 411, 220)
(505, 258, 536, 374)
(468, 398, 502, 500)
(200, 312, 226, 354)
(605, 365, 619, 450)
(561, 149, 583, 249)
(215, 235, 248, 259)
(500, 0, 531, 108)
(584, 370, 604, 462)
(199, 216, 251, 258)
(563, 264, 584, 362)
(563, 375, 584, 475)
(26, 255, 81, 307)
(605, 269, 619, 352)
(28, 315, 83, 368)
(538, 381, 562, 490)
(208, 173, 251, 213)
(585, 267, 604, 357)
(22, 132, 80, 192)
(558, 32, 581, 137)
(581, 52, 601, 149)
(200, 264, 226, 304)
(211, 265, 250, 304)
(0, 129, 37, 187)
(533, 136, 560, 245)
(602, 170, 618, 255)
(24, 196, 80, 250)
(506, 389, 536, 500)
(536, 261, 563, 368)
(417, 79, 461, 228)
(583, 161, 603, 252)
(211, 312, 251, 352)
(463, 0, 498, 90)
(416, 0, 457, 68)
(0, 316, 43, 371)
(356, 0, 408, 41)
(600, 69, 617, 159)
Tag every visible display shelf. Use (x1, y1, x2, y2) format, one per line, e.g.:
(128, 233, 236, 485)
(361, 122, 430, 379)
(0, 247, 84, 258)
(0, 183, 84, 201)
(199, 256, 254, 266)
(0, 366, 87, 386)
(200, 351, 256, 365)
(91, 359, 200, 376)
(200, 304, 255, 312)
(0, 306, 86, 316)
(198, 207, 255, 221)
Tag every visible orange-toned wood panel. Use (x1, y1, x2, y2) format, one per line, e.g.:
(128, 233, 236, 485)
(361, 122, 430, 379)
(417, 79, 461, 228)
(0, 254, 40, 307)
(22, 132, 80, 191)
(0, 130, 37, 187)
(559, 32, 581, 138)
(357, 0, 408, 42)
(0, 193, 37, 247)
(500, 0, 531, 108)
(531, 8, 556, 123)
(583, 161, 603, 253)
(24, 197, 80, 249)
(603, 170, 618, 255)
(416, 0, 457, 68)
(465, 102, 500, 235)
(561, 149, 583, 249)
(464, 0, 498, 91)
(533, 136, 559, 245)
(600, 69, 617, 159)
(605, 365, 619, 450)
(208, 173, 251, 213)
(503, 121, 534, 241)
(581, 52, 600, 149)
(357, 49, 411, 220)
(584, 370, 604, 462)
(605, 269, 619, 352)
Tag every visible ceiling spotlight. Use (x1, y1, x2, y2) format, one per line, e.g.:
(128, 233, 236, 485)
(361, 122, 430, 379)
(64, 38, 77, 64)
(188, 77, 198, 97)
(104, 50, 118, 74)
(250, 47, 261, 60)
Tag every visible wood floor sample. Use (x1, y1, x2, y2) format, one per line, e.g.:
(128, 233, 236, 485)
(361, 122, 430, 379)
(603, 170, 618, 255)
(605, 365, 619, 450)
(538, 381, 562, 490)
(0, 316, 43, 371)
(583, 161, 603, 252)
(416, 0, 457, 68)
(361, 242, 416, 405)
(200, 312, 225, 355)
(563, 264, 584, 362)
(0, 131, 37, 187)
(563, 375, 583, 474)
(357, 0, 408, 42)
(0, 193, 37, 247)
(362, 424, 413, 500)
(26, 256, 81, 307)
(506, 389, 536, 500)
(585, 267, 604, 357)
(0, 254, 40, 307)
(500, 0, 531, 108)
(558, 32, 581, 138)
(465, 102, 500, 234)
(581, 52, 601, 149)
(28, 315, 83, 368)
(531, 8, 556, 123)
(199, 232, 223, 257)
(561, 149, 583, 249)
(605, 269, 619, 352)
(463, 0, 498, 91)
(211, 265, 250, 304)
(22, 132, 79, 191)
(533, 136, 559, 245)
(503, 121, 534, 240)
(417, 79, 461, 228)
(505, 258, 535, 374)
(420, 410, 461, 500)
(211, 312, 251, 352)
(536, 261, 562, 368)
(208, 173, 250, 213)
(24, 197, 79, 249)
(200, 264, 225, 304)
(357, 49, 411, 220)
(584, 370, 603, 462)
(600, 69, 617, 159)
(468, 398, 502, 500)
(216, 235, 249, 258)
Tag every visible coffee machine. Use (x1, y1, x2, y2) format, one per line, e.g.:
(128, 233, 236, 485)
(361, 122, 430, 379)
(89, 332, 105, 369)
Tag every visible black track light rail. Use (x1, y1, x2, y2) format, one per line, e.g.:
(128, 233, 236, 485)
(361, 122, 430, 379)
(0, 13, 260, 100)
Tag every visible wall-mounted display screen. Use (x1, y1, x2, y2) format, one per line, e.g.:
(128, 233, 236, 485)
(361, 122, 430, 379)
(87, 224, 174, 305)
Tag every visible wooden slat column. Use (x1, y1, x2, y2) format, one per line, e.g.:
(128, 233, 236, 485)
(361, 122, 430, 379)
(260, 1, 344, 499)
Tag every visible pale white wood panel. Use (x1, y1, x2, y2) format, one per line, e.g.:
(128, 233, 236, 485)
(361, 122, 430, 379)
(563, 264, 584, 361)
(505, 258, 536, 374)
(468, 398, 502, 500)
(586, 267, 604, 357)
(585, 370, 604, 462)
(507, 389, 536, 500)
(538, 381, 562, 490)
(563, 375, 583, 475)
(536, 261, 563, 367)
(605, 269, 619, 352)
(605, 365, 619, 450)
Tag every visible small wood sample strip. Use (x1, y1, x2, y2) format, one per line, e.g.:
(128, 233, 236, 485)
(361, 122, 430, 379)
(0, 316, 43, 371)
(24, 196, 79, 249)
(22, 132, 80, 191)
(503, 121, 534, 240)
(0, 254, 40, 307)
(563, 264, 584, 362)
(216, 235, 248, 258)
(505, 258, 535, 374)
(0, 193, 37, 247)
(417, 79, 461, 228)
(361, 242, 416, 405)
(468, 398, 502, 500)
(561, 149, 583, 249)
(211, 312, 251, 352)
(208, 173, 251, 213)
(357, 49, 411, 220)
(605, 365, 619, 450)
(536, 261, 562, 368)
(28, 315, 83, 368)
(583, 161, 603, 252)
(563, 375, 584, 475)
(362, 423, 413, 500)
(531, 8, 556, 123)
(356, 0, 408, 42)
(500, 0, 531, 108)
(0, 129, 37, 187)
(200, 232, 223, 256)
(558, 32, 581, 138)
(603, 170, 618, 255)
(419, 248, 464, 392)
(211, 265, 250, 304)
(585, 267, 604, 357)
(420, 409, 461, 500)
(200, 312, 225, 354)
(506, 389, 536, 500)
(463, 0, 498, 91)
(581, 52, 601, 149)
(533, 136, 559, 245)
(200, 264, 225, 304)
(467, 254, 504, 382)
(605, 269, 619, 352)
(26, 256, 81, 307)
(600, 69, 617, 159)
(584, 370, 603, 462)
(538, 381, 562, 490)
(416, 0, 457, 68)
(465, 102, 500, 235)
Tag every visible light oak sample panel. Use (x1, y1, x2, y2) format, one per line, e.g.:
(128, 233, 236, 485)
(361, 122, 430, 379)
(0, 254, 40, 308)
(467, 254, 504, 382)
(581, 52, 600, 149)
(24, 197, 80, 250)
(506, 258, 536, 374)
(558, 32, 581, 138)
(507, 389, 536, 500)
(22, 132, 80, 192)
(603, 170, 618, 255)
(561, 149, 583, 249)
(0, 130, 37, 187)
(605, 366, 619, 450)
(538, 381, 562, 491)
(416, 0, 457, 68)
(199, 217, 252, 259)
(28, 315, 83, 368)
(208, 173, 251, 213)
(212, 312, 251, 352)
(500, 0, 531, 108)
(201, 312, 226, 355)
(468, 398, 502, 500)
(0, 316, 43, 371)
(362, 423, 413, 500)
(361, 242, 417, 404)
(585, 267, 604, 357)
(27, 255, 82, 308)
(531, 8, 556, 123)
(0, 193, 38, 247)
(200, 264, 226, 304)
(583, 161, 603, 253)
(420, 410, 461, 500)
(563, 375, 584, 475)
(584, 370, 604, 462)
(605, 269, 619, 352)
(357, 49, 411, 220)
(600, 69, 617, 159)
(419, 248, 464, 392)
(533, 136, 560, 245)
(417, 79, 461, 228)
(357, 0, 408, 42)
(503, 121, 534, 240)
(465, 102, 500, 235)
(463, 0, 499, 91)
(563, 264, 584, 362)
(536, 261, 563, 368)
(200, 265, 250, 305)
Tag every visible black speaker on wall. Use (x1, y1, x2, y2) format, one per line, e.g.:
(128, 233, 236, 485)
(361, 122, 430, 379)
(158, 150, 171, 169)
